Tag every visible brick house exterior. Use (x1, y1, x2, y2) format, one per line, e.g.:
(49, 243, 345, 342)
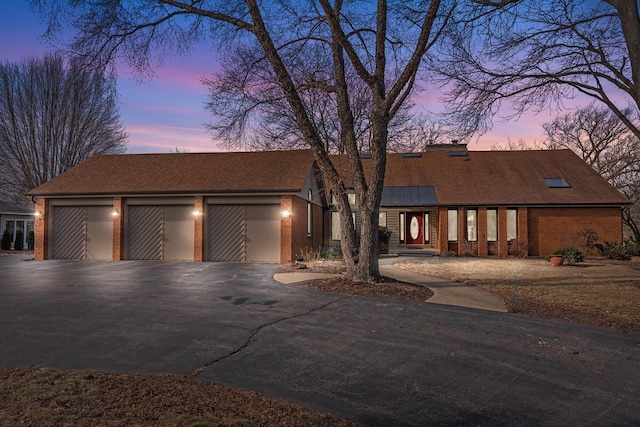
(30, 147, 628, 262)
(327, 147, 629, 257)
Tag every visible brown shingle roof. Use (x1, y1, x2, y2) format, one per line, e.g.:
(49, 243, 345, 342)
(331, 149, 629, 206)
(29, 150, 315, 196)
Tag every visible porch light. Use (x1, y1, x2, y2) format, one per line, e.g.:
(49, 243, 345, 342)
(112, 210, 119, 217)
(34, 211, 41, 217)
(192, 210, 202, 216)
(282, 209, 291, 218)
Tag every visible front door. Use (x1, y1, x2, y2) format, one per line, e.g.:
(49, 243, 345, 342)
(406, 212, 423, 244)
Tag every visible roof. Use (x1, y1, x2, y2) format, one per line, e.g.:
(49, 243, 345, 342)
(331, 149, 629, 206)
(29, 150, 316, 196)
(0, 200, 35, 215)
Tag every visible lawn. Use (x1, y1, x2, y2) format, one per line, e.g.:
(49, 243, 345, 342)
(395, 257, 640, 332)
(0, 368, 360, 427)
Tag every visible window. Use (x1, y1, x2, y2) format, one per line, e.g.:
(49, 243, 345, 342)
(307, 189, 313, 237)
(331, 211, 356, 241)
(448, 209, 458, 242)
(507, 209, 517, 241)
(487, 209, 497, 242)
(399, 212, 405, 242)
(424, 213, 430, 242)
(379, 212, 387, 228)
(467, 209, 478, 242)
(544, 178, 571, 188)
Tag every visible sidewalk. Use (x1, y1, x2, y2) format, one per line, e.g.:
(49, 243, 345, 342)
(379, 258, 508, 312)
(274, 257, 508, 313)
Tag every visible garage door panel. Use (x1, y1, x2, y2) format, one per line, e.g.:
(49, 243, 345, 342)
(246, 205, 280, 262)
(128, 206, 163, 260)
(163, 206, 194, 261)
(52, 206, 86, 259)
(207, 205, 245, 261)
(86, 206, 113, 260)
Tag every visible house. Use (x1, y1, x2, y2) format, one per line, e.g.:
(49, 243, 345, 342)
(0, 200, 36, 250)
(28, 150, 325, 262)
(28, 147, 629, 262)
(328, 146, 629, 257)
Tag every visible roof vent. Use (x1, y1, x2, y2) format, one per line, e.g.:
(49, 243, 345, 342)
(544, 178, 571, 188)
(403, 152, 422, 158)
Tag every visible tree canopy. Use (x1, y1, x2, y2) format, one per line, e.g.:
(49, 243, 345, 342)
(0, 53, 127, 203)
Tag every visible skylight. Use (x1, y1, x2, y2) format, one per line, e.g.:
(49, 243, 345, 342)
(544, 178, 571, 188)
(448, 151, 468, 157)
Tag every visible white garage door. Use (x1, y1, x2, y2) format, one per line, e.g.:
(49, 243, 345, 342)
(207, 204, 280, 262)
(51, 206, 113, 260)
(127, 205, 194, 260)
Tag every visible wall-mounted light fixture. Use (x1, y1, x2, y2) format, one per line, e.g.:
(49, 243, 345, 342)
(34, 211, 41, 217)
(282, 209, 291, 218)
(192, 210, 202, 216)
(112, 210, 119, 217)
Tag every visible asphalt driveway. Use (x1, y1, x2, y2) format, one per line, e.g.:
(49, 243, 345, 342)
(1, 256, 639, 426)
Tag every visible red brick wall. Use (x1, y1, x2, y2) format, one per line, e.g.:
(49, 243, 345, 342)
(34, 198, 48, 260)
(193, 196, 204, 262)
(280, 196, 324, 263)
(528, 207, 623, 256)
(112, 197, 124, 260)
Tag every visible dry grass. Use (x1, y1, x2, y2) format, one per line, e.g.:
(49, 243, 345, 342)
(396, 257, 640, 332)
(0, 368, 360, 427)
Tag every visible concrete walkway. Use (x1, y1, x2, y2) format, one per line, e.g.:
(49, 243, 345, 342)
(274, 257, 508, 312)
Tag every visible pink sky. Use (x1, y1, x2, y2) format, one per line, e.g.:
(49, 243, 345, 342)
(1, 3, 550, 153)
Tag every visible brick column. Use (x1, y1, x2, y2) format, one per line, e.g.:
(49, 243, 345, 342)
(457, 208, 466, 255)
(280, 196, 293, 263)
(478, 207, 488, 257)
(517, 207, 529, 257)
(34, 198, 49, 260)
(437, 208, 448, 254)
(194, 196, 205, 262)
(498, 207, 508, 257)
(112, 197, 124, 260)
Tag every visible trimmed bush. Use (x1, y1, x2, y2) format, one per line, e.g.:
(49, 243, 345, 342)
(27, 230, 35, 251)
(378, 226, 392, 254)
(14, 229, 24, 251)
(552, 245, 585, 265)
(1, 229, 11, 250)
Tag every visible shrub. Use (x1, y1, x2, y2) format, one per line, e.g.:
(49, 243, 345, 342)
(322, 247, 341, 259)
(626, 237, 640, 257)
(14, 229, 24, 250)
(297, 246, 321, 262)
(27, 230, 35, 250)
(552, 245, 585, 265)
(596, 239, 640, 260)
(575, 229, 598, 254)
(1, 229, 11, 250)
(378, 226, 392, 254)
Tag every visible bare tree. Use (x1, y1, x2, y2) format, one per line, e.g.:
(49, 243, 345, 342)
(435, 0, 640, 142)
(541, 104, 640, 239)
(0, 53, 127, 203)
(203, 40, 459, 154)
(32, 0, 480, 282)
(490, 138, 542, 151)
